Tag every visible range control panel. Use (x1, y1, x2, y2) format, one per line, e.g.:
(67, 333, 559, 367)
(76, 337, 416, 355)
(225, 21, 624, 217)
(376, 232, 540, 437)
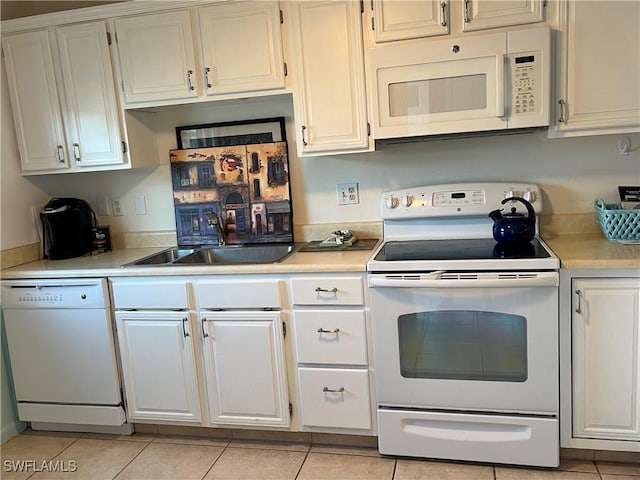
(381, 182, 542, 220)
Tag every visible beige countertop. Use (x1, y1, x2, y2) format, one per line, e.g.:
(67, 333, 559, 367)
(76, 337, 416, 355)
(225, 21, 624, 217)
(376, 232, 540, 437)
(3, 231, 639, 279)
(543, 233, 640, 269)
(0, 242, 380, 280)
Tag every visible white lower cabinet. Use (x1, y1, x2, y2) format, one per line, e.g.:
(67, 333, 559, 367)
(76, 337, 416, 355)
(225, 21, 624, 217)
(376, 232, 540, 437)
(572, 277, 640, 442)
(197, 278, 290, 428)
(291, 274, 373, 433)
(115, 311, 201, 423)
(298, 367, 371, 430)
(200, 310, 290, 427)
(560, 271, 640, 452)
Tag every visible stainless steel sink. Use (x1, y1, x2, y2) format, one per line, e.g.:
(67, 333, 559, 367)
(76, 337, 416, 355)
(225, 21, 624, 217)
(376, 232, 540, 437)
(174, 244, 296, 265)
(123, 244, 296, 267)
(122, 248, 195, 266)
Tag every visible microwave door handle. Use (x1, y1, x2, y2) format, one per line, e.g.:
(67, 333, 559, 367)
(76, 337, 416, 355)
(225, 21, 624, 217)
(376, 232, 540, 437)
(496, 54, 505, 117)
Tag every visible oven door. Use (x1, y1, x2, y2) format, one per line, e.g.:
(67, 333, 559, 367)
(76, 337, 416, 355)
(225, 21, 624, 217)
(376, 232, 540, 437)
(369, 271, 558, 414)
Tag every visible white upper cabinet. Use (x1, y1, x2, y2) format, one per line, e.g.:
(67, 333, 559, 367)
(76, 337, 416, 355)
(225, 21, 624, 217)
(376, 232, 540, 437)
(461, 0, 544, 32)
(2, 22, 126, 175)
(198, 1, 285, 95)
(371, 0, 449, 43)
(367, 0, 545, 44)
(287, 0, 372, 156)
(552, 0, 640, 137)
(56, 22, 124, 169)
(114, 2, 285, 106)
(2, 30, 68, 173)
(115, 10, 199, 104)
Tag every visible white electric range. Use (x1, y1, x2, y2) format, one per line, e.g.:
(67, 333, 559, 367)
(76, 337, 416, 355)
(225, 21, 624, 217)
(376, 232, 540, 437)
(367, 182, 560, 467)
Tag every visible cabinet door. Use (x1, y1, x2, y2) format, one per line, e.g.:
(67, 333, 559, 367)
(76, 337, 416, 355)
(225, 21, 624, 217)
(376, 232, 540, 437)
(462, 0, 544, 32)
(115, 10, 198, 104)
(201, 310, 289, 427)
(288, 0, 371, 155)
(2, 30, 68, 172)
(56, 22, 124, 168)
(371, 0, 449, 43)
(198, 1, 285, 95)
(553, 1, 640, 136)
(572, 278, 640, 441)
(115, 311, 201, 423)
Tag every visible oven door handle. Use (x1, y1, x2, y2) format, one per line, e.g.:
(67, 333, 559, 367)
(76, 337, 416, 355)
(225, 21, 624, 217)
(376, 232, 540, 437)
(368, 274, 558, 288)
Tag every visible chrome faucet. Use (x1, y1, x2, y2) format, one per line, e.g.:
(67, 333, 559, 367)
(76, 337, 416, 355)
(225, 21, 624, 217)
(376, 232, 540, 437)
(206, 213, 226, 246)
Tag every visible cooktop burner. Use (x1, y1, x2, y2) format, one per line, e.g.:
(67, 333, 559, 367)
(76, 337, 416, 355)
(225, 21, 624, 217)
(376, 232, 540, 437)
(374, 238, 551, 262)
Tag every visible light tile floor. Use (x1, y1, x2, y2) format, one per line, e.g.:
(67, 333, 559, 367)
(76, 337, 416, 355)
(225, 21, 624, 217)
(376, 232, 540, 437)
(1, 430, 638, 480)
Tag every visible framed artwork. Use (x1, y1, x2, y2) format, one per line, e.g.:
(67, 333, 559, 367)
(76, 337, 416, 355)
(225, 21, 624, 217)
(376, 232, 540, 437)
(176, 117, 286, 149)
(170, 118, 292, 247)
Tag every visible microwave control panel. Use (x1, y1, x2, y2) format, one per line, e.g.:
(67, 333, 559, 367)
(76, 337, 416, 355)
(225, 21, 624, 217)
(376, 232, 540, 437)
(506, 26, 550, 127)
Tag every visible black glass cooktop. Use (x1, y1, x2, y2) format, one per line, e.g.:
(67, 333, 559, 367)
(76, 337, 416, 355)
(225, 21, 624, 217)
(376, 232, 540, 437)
(374, 238, 551, 261)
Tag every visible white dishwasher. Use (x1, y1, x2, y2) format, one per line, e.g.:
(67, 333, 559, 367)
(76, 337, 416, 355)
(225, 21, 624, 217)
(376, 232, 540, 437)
(1, 278, 129, 432)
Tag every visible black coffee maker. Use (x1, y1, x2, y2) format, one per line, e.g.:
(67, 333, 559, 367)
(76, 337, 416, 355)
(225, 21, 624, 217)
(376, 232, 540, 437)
(40, 198, 97, 260)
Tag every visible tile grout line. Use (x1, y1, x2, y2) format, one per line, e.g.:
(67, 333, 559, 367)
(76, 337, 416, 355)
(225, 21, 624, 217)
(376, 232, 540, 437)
(294, 446, 313, 480)
(109, 435, 154, 480)
(197, 438, 232, 480)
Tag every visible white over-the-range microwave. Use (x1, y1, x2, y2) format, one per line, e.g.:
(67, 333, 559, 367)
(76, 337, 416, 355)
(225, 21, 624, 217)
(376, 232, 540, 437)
(367, 26, 551, 139)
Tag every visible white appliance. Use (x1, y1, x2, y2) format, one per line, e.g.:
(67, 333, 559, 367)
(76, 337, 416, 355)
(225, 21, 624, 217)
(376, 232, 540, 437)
(368, 27, 550, 139)
(1, 279, 130, 433)
(367, 182, 560, 467)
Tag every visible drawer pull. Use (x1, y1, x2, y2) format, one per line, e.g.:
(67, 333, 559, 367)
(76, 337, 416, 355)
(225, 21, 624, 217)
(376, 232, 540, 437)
(317, 328, 340, 335)
(315, 287, 338, 294)
(322, 386, 345, 394)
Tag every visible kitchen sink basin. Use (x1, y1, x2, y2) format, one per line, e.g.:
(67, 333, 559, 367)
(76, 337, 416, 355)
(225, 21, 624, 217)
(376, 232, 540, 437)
(124, 248, 196, 266)
(123, 244, 296, 267)
(174, 244, 296, 265)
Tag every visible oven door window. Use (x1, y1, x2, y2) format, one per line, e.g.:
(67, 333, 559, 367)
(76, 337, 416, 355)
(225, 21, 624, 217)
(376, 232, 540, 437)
(398, 310, 527, 382)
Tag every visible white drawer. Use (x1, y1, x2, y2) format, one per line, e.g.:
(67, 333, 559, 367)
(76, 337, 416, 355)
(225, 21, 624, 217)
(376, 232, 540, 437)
(298, 367, 371, 430)
(110, 279, 189, 309)
(291, 276, 364, 306)
(197, 280, 281, 309)
(294, 310, 367, 366)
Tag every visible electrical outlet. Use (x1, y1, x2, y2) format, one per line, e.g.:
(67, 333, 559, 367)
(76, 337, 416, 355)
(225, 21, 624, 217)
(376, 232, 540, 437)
(111, 196, 124, 216)
(337, 182, 359, 205)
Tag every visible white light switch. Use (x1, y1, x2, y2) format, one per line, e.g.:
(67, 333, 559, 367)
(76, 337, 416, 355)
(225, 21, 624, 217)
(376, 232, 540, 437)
(134, 195, 147, 215)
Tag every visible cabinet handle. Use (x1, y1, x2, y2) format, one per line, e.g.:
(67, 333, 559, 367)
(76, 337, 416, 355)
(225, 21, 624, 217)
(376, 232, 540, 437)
(301, 125, 308, 146)
(464, 0, 471, 23)
(317, 328, 340, 335)
(204, 67, 212, 88)
(323, 386, 345, 394)
(440, 1, 447, 27)
(558, 99, 566, 123)
(72, 143, 81, 162)
(186, 70, 195, 91)
(575, 289, 583, 314)
(56, 145, 65, 163)
(182, 317, 190, 337)
(201, 317, 208, 338)
(315, 287, 338, 294)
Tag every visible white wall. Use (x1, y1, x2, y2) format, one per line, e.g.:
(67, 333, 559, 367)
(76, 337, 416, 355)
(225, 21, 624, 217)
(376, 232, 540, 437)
(0, 62, 50, 251)
(2, 90, 639, 249)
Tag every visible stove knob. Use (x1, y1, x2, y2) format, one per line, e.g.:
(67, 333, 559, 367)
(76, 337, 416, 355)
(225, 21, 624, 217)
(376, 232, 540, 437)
(385, 195, 398, 209)
(400, 195, 413, 207)
(505, 189, 516, 199)
(523, 190, 536, 203)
